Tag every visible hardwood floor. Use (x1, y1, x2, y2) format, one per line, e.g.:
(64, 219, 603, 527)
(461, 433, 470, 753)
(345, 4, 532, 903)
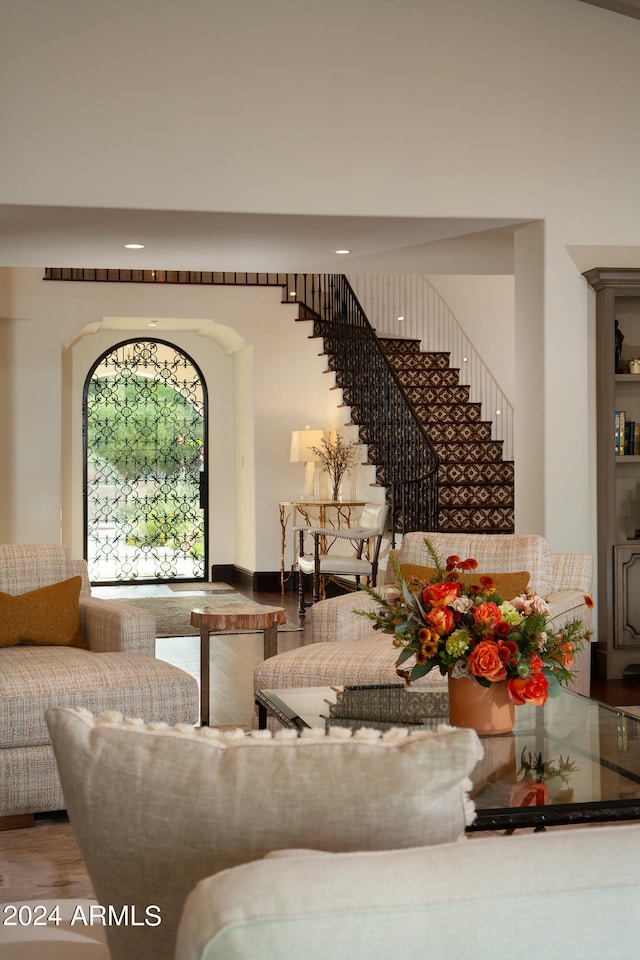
(2, 580, 639, 905)
(0, 813, 96, 902)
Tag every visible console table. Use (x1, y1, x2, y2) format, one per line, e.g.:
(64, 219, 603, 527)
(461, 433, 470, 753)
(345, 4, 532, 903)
(279, 500, 366, 591)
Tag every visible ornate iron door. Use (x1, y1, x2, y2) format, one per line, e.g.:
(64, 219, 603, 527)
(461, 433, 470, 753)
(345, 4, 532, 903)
(84, 339, 207, 582)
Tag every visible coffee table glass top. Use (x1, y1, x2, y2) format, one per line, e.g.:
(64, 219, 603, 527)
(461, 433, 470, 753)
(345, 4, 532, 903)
(255, 684, 640, 831)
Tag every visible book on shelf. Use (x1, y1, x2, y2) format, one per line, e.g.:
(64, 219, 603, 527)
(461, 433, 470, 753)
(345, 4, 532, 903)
(625, 420, 636, 455)
(616, 410, 625, 456)
(615, 412, 640, 456)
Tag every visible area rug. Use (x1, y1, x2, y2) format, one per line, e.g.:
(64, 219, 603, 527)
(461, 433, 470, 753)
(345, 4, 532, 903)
(110, 593, 301, 637)
(0, 899, 109, 959)
(168, 581, 235, 593)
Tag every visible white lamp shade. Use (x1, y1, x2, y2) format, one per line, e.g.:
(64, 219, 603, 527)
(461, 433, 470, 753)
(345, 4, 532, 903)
(290, 428, 324, 499)
(290, 429, 324, 463)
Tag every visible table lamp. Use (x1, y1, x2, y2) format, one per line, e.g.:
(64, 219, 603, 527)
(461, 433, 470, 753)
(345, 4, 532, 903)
(290, 427, 324, 499)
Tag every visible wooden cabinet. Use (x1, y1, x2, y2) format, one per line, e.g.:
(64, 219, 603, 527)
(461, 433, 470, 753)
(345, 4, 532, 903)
(586, 268, 640, 678)
(614, 545, 640, 650)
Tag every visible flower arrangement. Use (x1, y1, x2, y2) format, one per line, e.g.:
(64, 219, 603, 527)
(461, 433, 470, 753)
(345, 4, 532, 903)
(310, 430, 358, 500)
(356, 539, 593, 707)
(511, 749, 578, 807)
(517, 749, 577, 785)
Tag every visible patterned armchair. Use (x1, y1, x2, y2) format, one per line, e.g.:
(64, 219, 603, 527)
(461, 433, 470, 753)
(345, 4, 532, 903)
(0, 543, 198, 823)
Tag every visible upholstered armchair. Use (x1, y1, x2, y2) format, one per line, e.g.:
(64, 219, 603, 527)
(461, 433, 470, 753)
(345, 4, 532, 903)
(0, 543, 199, 823)
(254, 532, 594, 706)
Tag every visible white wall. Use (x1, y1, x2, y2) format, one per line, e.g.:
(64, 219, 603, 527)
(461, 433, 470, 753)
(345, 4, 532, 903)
(3, 0, 640, 561)
(513, 223, 545, 535)
(425, 276, 515, 403)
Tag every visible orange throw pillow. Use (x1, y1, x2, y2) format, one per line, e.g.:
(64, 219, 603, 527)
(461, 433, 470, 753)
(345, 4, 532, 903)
(399, 564, 530, 602)
(0, 576, 85, 648)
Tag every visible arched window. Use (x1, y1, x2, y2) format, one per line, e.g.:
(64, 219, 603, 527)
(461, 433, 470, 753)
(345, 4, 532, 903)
(84, 338, 207, 582)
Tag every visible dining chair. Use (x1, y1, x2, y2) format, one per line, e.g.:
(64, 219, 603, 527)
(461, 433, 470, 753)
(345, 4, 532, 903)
(296, 502, 389, 615)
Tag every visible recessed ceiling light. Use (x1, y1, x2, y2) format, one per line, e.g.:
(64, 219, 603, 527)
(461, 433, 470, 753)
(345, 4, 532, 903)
(335, 249, 352, 255)
(124, 243, 145, 249)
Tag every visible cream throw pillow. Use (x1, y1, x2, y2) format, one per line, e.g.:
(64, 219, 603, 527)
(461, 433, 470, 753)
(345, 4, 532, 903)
(46, 707, 483, 960)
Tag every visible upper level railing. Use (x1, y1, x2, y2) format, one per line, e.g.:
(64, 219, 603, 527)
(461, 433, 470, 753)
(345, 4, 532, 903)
(283, 273, 439, 536)
(348, 274, 514, 461)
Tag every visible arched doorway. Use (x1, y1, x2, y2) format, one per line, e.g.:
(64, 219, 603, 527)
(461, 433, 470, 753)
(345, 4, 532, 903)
(84, 338, 208, 583)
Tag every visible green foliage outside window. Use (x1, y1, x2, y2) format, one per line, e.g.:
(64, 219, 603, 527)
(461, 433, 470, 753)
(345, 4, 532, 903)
(86, 375, 203, 481)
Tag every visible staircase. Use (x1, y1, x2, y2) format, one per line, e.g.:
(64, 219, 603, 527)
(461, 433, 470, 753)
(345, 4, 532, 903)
(294, 275, 514, 535)
(377, 337, 514, 534)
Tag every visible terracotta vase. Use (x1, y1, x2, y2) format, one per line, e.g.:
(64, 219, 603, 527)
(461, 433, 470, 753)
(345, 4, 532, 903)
(447, 674, 515, 735)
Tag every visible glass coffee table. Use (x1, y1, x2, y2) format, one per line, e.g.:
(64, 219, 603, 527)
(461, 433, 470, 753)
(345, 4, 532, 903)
(255, 684, 640, 832)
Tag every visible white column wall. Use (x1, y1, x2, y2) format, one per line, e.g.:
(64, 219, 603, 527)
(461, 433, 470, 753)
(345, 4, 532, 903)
(513, 223, 545, 538)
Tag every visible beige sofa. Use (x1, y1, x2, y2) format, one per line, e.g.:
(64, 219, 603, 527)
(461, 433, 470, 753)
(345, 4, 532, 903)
(177, 824, 640, 960)
(0, 543, 199, 820)
(254, 532, 594, 704)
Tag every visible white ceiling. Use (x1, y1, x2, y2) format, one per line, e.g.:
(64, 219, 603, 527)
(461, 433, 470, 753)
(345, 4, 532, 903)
(0, 205, 529, 275)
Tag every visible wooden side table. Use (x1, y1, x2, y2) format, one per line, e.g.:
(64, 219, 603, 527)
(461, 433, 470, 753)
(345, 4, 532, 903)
(190, 604, 286, 726)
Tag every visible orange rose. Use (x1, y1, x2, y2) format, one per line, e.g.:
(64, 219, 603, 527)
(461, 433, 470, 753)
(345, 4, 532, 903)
(507, 674, 549, 706)
(426, 606, 454, 636)
(467, 640, 507, 682)
(473, 601, 502, 633)
(423, 580, 462, 607)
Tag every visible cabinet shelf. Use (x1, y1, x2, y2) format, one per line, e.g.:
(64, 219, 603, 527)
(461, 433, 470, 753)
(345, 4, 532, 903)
(585, 266, 640, 680)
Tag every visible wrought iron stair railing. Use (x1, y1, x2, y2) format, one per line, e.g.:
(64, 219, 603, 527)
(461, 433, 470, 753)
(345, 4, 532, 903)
(283, 273, 439, 538)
